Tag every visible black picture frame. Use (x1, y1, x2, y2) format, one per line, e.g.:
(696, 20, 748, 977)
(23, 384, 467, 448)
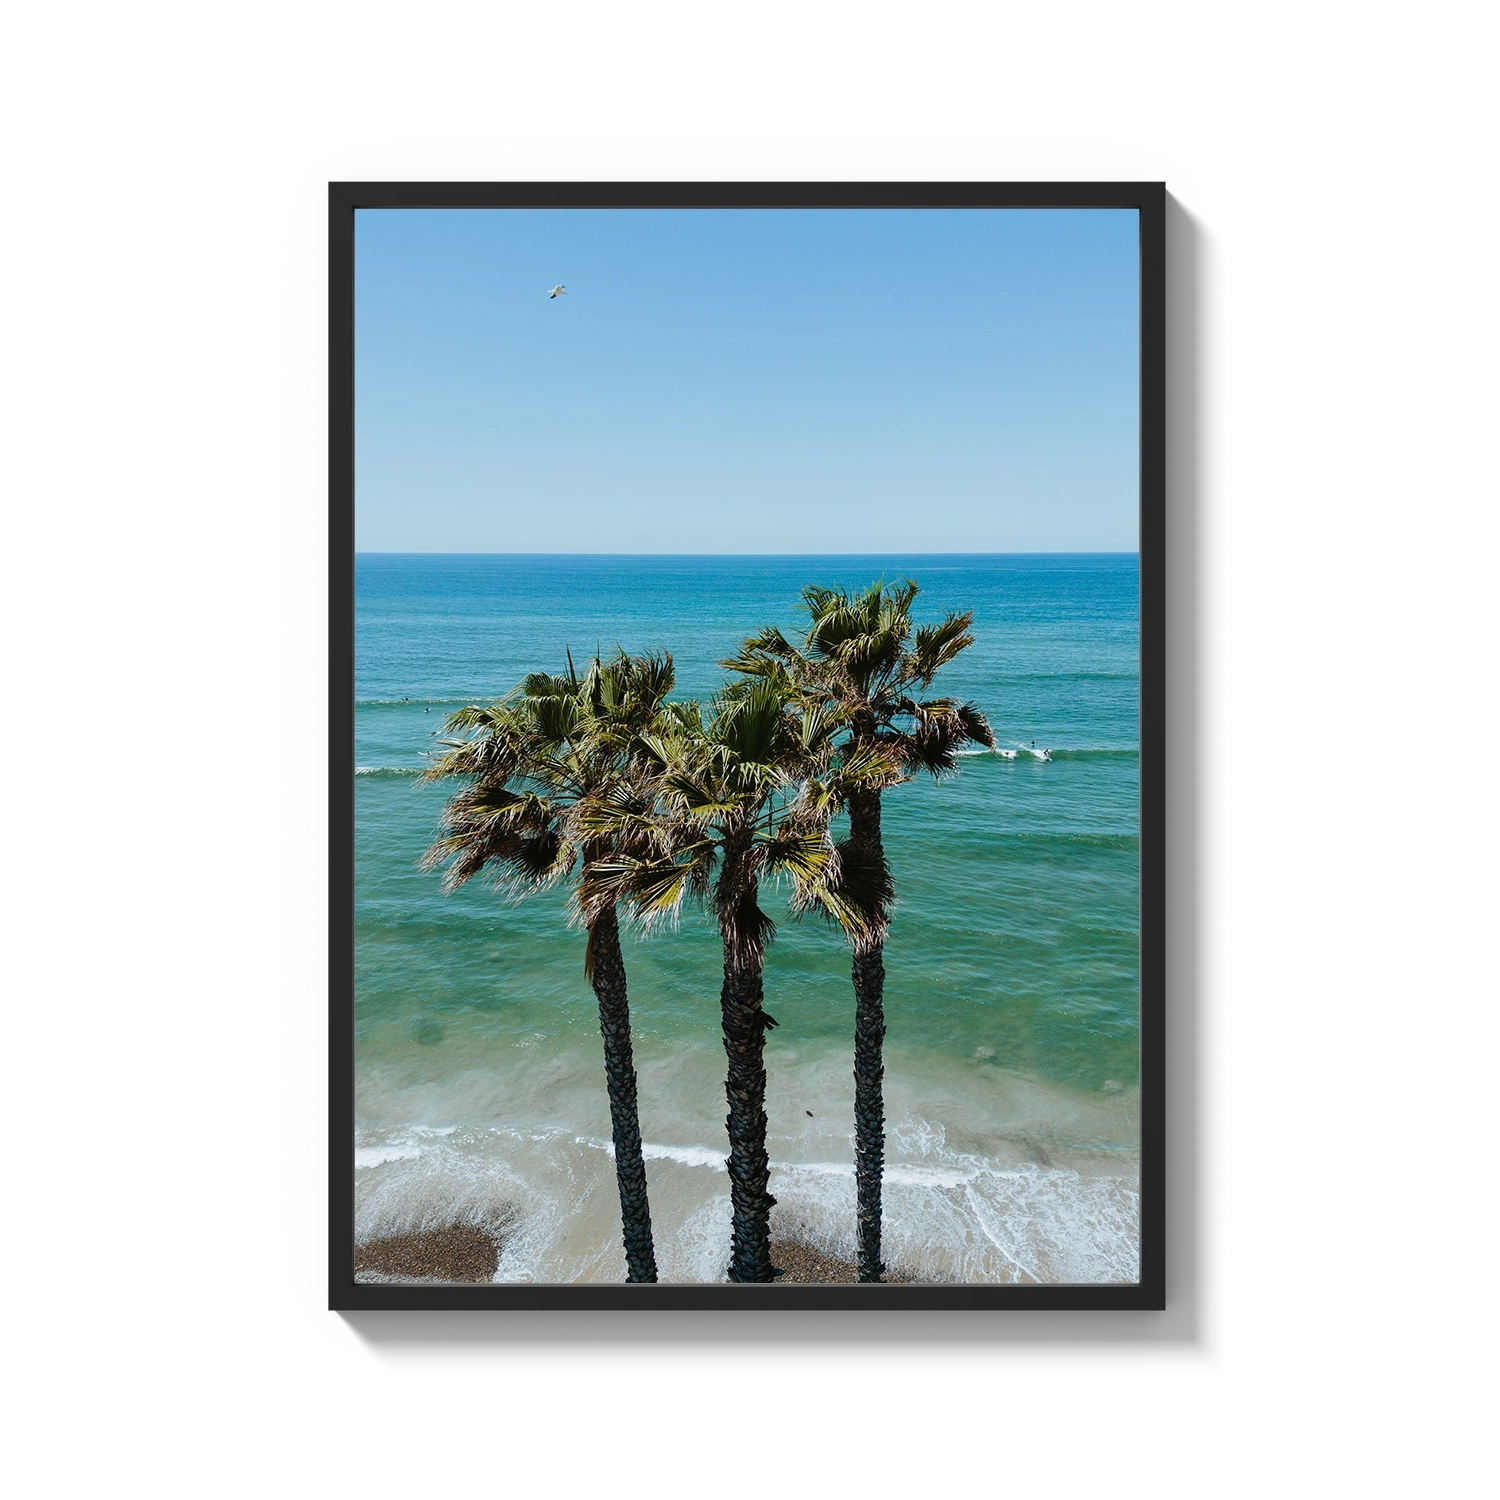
(273, 126, 1230, 1374)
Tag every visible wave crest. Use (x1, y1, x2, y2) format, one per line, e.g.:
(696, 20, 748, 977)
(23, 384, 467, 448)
(353, 1116, 1138, 1285)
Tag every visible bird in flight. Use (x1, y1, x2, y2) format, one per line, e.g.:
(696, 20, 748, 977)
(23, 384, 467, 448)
(548, 285, 567, 299)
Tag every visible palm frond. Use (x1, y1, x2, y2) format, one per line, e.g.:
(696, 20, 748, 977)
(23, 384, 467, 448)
(709, 678, 792, 767)
(580, 849, 711, 931)
(522, 671, 579, 700)
(801, 580, 916, 695)
(440, 702, 509, 732)
(720, 625, 804, 677)
(793, 740, 906, 818)
(756, 826, 835, 886)
(790, 835, 894, 950)
(903, 611, 976, 688)
(420, 785, 575, 896)
(873, 577, 919, 624)
(834, 740, 908, 792)
(622, 649, 675, 709)
(800, 583, 844, 622)
(796, 774, 843, 818)
(418, 728, 530, 785)
(660, 773, 745, 825)
(806, 600, 868, 656)
(422, 646, 692, 922)
(715, 881, 777, 962)
(954, 700, 995, 748)
(526, 690, 585, 746)
(795, 699, 845, 756)
(572, 784, 678, 863)
(883, 694, 993, 777)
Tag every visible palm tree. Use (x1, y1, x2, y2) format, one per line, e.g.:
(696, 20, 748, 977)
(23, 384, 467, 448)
(580, 679, 879, 1282)
(726, 580, 993, 1282)
(418, 650, 676, 1283)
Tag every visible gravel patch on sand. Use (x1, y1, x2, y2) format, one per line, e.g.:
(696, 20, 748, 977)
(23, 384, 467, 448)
(351, 1221, 927, 1285)
(354, 1224, 501, 1284)
(769, 1237, 923, 1283)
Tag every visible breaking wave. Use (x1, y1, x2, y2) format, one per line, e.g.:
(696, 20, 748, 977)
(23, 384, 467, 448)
(354, 1114, 1138, 1285)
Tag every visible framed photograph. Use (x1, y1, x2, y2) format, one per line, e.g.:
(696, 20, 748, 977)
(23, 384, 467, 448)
(330, 182, 1164, 1309)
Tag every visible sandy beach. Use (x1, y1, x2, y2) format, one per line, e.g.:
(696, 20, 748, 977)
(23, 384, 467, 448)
(353, 1221, 926, 1284)
(354, 1224, 500, 1283)
(767, 1238, 922, 1283)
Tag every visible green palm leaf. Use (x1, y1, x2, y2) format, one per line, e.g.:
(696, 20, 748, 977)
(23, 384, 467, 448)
(903, 612, 975, 687)
(757, 826, 835, 885)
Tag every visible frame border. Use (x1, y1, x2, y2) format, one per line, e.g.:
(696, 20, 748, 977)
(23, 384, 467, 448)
(276, 129, 1224, 1374)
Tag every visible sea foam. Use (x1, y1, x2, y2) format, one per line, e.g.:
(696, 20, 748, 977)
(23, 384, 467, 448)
(353, 1111, 1138, 1284)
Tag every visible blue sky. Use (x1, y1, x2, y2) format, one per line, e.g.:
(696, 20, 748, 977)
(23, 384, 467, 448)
(355, 208, 1139, 553)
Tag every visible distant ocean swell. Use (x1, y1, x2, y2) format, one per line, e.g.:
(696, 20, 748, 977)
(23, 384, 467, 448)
(359, 747, 1138, 774)
(357, 696, 478, 707)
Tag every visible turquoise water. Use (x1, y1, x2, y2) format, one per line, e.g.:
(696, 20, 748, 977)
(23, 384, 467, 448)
(354, 554, 1140, 1283)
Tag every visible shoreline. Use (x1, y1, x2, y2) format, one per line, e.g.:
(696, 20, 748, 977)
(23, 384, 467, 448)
(353, 1223, 929, 1285)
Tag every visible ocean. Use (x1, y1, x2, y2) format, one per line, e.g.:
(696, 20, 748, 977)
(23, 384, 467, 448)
(353, 554, 1140, 1283)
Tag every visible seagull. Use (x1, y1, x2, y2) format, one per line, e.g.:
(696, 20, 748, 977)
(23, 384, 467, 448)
(548, 285, 567, 299)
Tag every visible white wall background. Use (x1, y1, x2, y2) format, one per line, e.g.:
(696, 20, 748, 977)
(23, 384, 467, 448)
(2, 3, 1495, 1494)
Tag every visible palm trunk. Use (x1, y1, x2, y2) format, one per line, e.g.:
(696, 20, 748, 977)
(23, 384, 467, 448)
(720, 876, 776, 1283)
(848, 787, 887, 1283)
(588, 905, 658, 1283)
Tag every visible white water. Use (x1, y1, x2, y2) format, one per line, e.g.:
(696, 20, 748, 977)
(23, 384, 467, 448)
(355, 1042, 1139, 1284)
(952, 744, 1054, 760)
